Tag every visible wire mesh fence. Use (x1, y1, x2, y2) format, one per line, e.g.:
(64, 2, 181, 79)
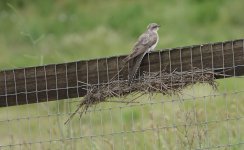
(0, 39, 244, 149)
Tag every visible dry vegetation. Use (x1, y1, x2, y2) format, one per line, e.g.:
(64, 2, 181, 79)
(66, 68, 219, 124)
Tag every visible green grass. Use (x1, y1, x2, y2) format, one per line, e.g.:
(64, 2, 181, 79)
(0, 0, 244, 149)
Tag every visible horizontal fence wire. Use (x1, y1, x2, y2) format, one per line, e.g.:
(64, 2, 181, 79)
(0, 39, 244, 149)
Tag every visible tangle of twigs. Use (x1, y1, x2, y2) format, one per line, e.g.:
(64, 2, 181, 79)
(65, 68, 219, 124)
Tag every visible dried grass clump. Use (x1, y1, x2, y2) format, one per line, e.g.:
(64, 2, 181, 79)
(65, 68, 218, 124)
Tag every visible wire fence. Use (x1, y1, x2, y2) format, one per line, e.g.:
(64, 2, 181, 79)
(0, 39, 244, 149)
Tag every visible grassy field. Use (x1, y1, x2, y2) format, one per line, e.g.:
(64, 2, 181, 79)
(0, 0, 244, 149)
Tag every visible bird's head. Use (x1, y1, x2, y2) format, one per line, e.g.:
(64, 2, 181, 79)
(147, 23, 160, 32)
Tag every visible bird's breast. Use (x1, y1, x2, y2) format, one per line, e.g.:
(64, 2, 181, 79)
(149, 33, 159, 51)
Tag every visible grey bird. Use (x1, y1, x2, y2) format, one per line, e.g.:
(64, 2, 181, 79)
(123, 23, 160, 83)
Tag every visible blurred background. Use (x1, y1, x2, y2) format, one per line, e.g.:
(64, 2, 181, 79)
(0, 0, 244, 149)
(1, 0, 244, 69)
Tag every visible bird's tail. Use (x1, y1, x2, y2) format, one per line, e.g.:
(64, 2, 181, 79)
(128, 52, 147, 84)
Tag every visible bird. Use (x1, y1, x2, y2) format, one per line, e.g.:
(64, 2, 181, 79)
(123, 23, 160, 84)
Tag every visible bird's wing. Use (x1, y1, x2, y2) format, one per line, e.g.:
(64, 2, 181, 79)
(137, 32, 150, 45)
(123, 32, 157, 63)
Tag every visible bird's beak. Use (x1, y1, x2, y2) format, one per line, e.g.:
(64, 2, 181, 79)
(157, 25, 161, 28)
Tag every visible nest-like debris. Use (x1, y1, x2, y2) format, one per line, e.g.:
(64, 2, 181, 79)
(65, 68, 218, 124)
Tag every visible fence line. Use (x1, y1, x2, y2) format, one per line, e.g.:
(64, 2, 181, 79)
(0, 39, 244, 107)
(1, 39, 244, 149)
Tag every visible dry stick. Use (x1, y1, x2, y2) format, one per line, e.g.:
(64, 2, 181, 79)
(65, 103, 82, 124)
(106, 100, 139, 103)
